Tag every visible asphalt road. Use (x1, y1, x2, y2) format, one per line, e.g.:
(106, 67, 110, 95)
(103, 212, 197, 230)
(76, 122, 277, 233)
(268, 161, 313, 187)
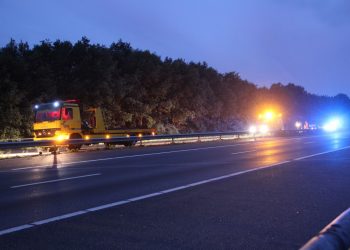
(0, 133, 350, 249)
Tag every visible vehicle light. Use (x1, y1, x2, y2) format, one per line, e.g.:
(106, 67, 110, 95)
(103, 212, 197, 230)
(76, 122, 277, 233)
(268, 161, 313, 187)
(105, 134, 110, 139)
(56, 134, 68, 141)
(85, 135, 90, 140)
(248, 125, 257, 134)
(38, 132, 42, 136)
(295, 121, 302, 129)
(126, 134, 130, 138)
(323, 118, 342, 132)
(151, 131, 155, 136)
(138, 133, 142, 137)
(34, 105, 39, 109)
(264, 111, 274, 120)
(48, 131, 51, 135)
(53, 101, 60, 108)
(259, 124, 269, 134)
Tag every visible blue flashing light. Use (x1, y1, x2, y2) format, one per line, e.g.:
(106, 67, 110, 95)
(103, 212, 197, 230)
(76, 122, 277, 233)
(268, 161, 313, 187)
(323, 118, 342, 132)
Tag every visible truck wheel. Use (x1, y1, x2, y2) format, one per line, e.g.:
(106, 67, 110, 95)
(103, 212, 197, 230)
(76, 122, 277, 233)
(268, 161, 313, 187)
(104, 142, 113, 149)
(68, 134, 82, 151)
(123, 140, 137, 147)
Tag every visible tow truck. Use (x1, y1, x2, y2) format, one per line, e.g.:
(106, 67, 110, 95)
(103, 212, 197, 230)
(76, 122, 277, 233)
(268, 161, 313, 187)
(33, 100, 156, 150)
(248, 110, 284, 135)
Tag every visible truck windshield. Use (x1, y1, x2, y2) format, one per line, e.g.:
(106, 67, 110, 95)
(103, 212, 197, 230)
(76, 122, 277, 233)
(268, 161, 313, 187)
(35, 107, 61, 122)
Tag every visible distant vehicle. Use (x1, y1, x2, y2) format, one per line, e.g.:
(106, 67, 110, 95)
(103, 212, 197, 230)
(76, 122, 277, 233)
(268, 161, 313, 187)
(33, 100, 156, 150)
(249, 110, 284, 134)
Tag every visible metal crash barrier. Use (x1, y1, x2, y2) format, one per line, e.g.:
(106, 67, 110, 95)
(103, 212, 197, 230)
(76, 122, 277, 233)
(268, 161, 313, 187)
(0, 129, 325, 151)
(0, 131, 248, 150)
(301, 208, 350, 250)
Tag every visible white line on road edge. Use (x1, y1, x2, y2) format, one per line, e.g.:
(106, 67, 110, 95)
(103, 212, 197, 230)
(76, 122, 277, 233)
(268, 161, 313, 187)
(85, 201, 129, 212)
(32, 211, 88, 225)
(10, 173, 101, 189)
(0, 224, 33, 235)
(1, 145, 349, 237)
(8, 134, 328, 172)
(11, 166, 42, 171)
(10, 144, 247, 171)
(231, 150, 256, 155)
(0, 160, 291, 237)
(294, 146, 350, 161)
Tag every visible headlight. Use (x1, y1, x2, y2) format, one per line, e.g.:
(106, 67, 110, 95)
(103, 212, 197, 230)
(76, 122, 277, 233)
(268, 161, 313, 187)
(55, 133, 69, 141)
(295, 121, 302, 129)
(259, 124, 269, 134)
(249, 125, 257, 134)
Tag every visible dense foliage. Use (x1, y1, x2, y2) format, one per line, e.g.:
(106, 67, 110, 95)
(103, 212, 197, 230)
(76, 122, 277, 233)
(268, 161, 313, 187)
(0, 38, 349, 138)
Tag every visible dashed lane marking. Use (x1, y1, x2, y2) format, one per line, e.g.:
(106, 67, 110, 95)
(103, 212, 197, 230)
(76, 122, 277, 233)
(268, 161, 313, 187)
(231, 150, 256, 155)
(7, 133, 331, 172)
(0, 160, 292, 236)
(1, 144, 350, 237)
(10, 173, 101, 189)
(9, 144, 248, 171)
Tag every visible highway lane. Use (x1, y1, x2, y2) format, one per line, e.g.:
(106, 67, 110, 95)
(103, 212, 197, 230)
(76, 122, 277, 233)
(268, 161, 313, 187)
(0, 134, 347, 225)
(0, 134, 335, 172)
(0, 133, 349, 248)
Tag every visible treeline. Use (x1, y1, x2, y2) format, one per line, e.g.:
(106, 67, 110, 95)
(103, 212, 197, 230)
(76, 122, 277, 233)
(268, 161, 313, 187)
(0, 37, 349, 138)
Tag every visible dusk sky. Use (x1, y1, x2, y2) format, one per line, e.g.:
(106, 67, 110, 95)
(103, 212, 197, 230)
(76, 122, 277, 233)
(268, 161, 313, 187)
(1, 0, 349, 96)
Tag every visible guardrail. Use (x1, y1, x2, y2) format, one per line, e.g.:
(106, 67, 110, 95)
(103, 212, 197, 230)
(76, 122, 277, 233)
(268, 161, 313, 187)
(0, 129, 325, 151)
(0, 131, 250, 150)
(301, 208, 350, 250)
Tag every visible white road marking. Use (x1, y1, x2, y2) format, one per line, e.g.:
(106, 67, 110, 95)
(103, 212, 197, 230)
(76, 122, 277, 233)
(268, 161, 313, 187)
(231, 150, 256, 155)
(86, 201, 129, 212)
(1, 143, 349, 236)
(58, 144, 248, 165)
(128, 192, 163, 201)
(294, 146, 350, 161)
(0, 136, 347, 236)
(0, 159, 293, 237)
(12, 166, 42, 171)
(6, 133, 329, 172)
(158, 186, 188, 194)
(0, 224, 33, 236)
(32, 211, 87, 225)
(9, 144, 246, 172)
(10, 173, 101, 189)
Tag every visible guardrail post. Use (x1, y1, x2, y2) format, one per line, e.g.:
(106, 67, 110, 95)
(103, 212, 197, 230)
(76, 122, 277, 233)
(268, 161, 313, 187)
(140, 138, 143, 146)
(172, 137, 175, 144)
(197, 136, 201, 142)
(219, 135, 222, 140)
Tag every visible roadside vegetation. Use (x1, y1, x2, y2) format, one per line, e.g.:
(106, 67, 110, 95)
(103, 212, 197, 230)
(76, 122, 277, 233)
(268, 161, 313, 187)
(1, 37, 349, 138)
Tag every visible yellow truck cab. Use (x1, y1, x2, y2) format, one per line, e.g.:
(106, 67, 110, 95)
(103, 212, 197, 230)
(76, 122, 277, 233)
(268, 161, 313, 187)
(33, 100, 156, 149)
